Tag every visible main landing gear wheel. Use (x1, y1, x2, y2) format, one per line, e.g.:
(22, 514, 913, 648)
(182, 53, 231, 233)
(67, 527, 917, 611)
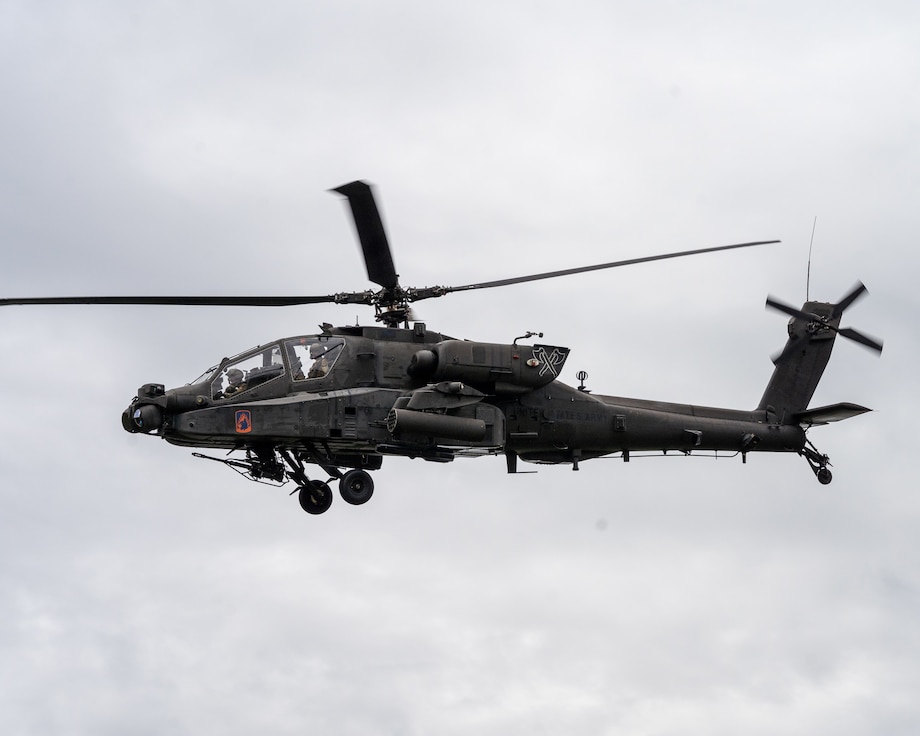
(339, 469, 375, 505)
(299, 480, 333, 515)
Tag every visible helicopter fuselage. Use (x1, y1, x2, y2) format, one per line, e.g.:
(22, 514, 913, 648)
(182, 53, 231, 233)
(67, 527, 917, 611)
(4, 180, 878, 515)
(123, 323, 805, 475)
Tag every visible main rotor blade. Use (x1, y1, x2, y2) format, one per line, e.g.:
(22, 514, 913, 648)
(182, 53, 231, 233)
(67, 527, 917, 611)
(441, 240, 780, 295)
(333, 180, 400, 289)
(0, 294, 343, 307)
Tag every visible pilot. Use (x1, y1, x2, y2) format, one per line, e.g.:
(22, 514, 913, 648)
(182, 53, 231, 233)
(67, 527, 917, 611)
(224, 368, 247, 395)
(307, 344, 330, 378)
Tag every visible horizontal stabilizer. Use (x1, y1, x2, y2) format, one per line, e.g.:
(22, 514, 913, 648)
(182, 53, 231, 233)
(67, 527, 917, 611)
(794, 402, 871, 426)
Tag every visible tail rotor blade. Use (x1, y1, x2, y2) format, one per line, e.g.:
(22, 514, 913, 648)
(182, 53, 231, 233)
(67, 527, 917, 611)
(832, 281, 868, 318)
(766, 295, 815, 322)
(838, 326, 884, 354)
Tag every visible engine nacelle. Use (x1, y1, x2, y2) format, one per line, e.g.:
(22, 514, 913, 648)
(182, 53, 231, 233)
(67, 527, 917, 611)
(409, 340, 570, 394)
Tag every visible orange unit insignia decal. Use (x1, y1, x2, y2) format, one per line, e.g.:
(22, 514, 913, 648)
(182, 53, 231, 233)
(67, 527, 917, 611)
(235, 410, 252, 434)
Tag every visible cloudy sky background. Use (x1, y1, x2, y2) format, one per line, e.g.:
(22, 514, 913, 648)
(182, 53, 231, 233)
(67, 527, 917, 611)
(2, 1, 918, 733)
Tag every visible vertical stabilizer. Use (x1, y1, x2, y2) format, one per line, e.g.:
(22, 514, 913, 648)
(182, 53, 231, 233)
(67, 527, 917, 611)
(757, 301, 839, 422)
(758, 282, 882, 423)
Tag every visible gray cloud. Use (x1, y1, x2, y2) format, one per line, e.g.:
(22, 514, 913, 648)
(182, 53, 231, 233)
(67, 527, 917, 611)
(1, 2, 917, 734)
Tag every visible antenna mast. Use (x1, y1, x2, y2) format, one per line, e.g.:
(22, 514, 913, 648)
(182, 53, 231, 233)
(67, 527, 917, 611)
(806, 216, 817, 300)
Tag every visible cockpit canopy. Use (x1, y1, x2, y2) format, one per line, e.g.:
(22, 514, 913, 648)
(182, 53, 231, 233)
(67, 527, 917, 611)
(190, 336, 346, 400)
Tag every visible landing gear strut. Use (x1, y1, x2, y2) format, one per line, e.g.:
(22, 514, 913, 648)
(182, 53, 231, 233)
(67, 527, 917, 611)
(278, 450, 338, 515)
(801, 438, 833, 485)
(193, 446, 378, 514)
(283, 450, 380, 513)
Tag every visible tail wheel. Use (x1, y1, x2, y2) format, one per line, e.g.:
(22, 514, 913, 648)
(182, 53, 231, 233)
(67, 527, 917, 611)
(801, 438, 835, 485)
(339, 469, 375, 505)
(299, 480, 333, 514)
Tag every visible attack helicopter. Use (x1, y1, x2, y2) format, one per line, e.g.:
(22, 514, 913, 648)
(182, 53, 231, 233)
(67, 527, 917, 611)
(1, 181, 882, 515)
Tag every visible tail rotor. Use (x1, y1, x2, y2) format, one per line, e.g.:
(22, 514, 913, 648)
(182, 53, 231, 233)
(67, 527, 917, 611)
(766, 281, 883, 364)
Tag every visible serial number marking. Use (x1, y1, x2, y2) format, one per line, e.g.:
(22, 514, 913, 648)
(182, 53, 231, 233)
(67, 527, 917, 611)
(549, 410, 607, 423)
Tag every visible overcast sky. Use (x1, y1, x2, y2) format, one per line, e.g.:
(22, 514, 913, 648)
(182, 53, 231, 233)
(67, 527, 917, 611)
(2, 2, 919, 734)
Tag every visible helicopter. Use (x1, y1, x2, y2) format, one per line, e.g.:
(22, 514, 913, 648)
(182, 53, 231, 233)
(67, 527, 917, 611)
(1, 181, 883, 515)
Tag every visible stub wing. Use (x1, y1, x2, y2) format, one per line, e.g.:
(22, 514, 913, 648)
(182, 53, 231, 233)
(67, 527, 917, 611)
(794, 402, 872, 427)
